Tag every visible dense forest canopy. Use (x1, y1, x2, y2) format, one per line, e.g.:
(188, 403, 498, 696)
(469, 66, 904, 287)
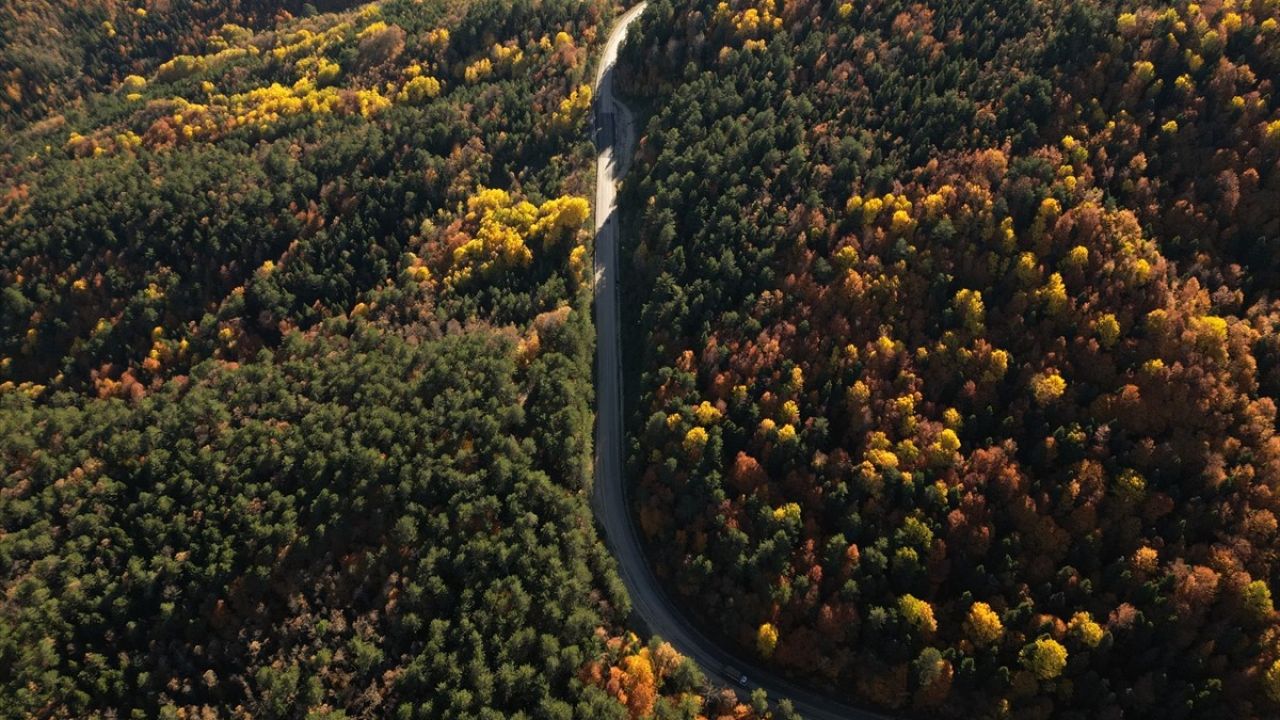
(1, 0, 611, 391)
(3, 324, 620, 717)
(0, 0, 373, 130)
(0, 0, 773, 718)
(8, 0, 1280, 716)
(618, 0, 1280, 716)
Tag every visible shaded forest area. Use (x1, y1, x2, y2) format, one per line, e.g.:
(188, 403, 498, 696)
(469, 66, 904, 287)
(0, 1, 770, 718)
(618, 0, 1280, 717)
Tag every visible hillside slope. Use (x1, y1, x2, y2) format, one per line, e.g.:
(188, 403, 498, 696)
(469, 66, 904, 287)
(0, 1, 767, 718)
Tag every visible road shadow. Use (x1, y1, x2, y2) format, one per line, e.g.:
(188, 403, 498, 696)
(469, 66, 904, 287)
(592, 206, 621, 287)
(594, 64, 634, 181)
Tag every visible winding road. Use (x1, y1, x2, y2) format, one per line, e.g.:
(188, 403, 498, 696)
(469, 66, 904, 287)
(589, 7, 893, 720)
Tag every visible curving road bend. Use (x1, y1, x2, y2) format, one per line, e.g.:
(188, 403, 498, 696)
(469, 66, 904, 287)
(589, 6, 893, 720)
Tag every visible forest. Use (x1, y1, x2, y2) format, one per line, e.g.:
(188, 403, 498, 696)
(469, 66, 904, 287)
(617, 0, 1280, 717)
(0, 0, 773, 718)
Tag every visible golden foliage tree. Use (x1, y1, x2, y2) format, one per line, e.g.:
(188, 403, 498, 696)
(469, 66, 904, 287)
(1020, 637, 1068, 680)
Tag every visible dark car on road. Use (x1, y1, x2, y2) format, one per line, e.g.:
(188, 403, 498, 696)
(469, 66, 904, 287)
(723, 665, 749, 688)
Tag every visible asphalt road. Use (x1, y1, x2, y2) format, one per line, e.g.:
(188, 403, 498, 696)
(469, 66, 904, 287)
(589, 7, 894, 719)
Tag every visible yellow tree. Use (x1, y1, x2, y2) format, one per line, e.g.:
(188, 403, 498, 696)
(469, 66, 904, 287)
(899, 594, 937, 636)
(552, 85, 593, 129)
(953, 289, 985, 334)
(1265, 659, 1280, 702)
(1020, 637, 1068, 680)
(1243, 580, 1274, 620)
(757, 622, 778, 658)
(398, 75, 441, 103)
(683, 426, 708, 458)
(620, 653, 656, 718)
(964, 601, 1004, 646)
(1030, 370, 1066, 405)
(531, 196, 590, 247)
(1067, 612, 1104, 648)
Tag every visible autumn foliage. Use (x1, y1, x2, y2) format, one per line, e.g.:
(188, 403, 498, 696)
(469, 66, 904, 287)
(0, 0, 768, 717)
(618, 0, 1280, 716)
